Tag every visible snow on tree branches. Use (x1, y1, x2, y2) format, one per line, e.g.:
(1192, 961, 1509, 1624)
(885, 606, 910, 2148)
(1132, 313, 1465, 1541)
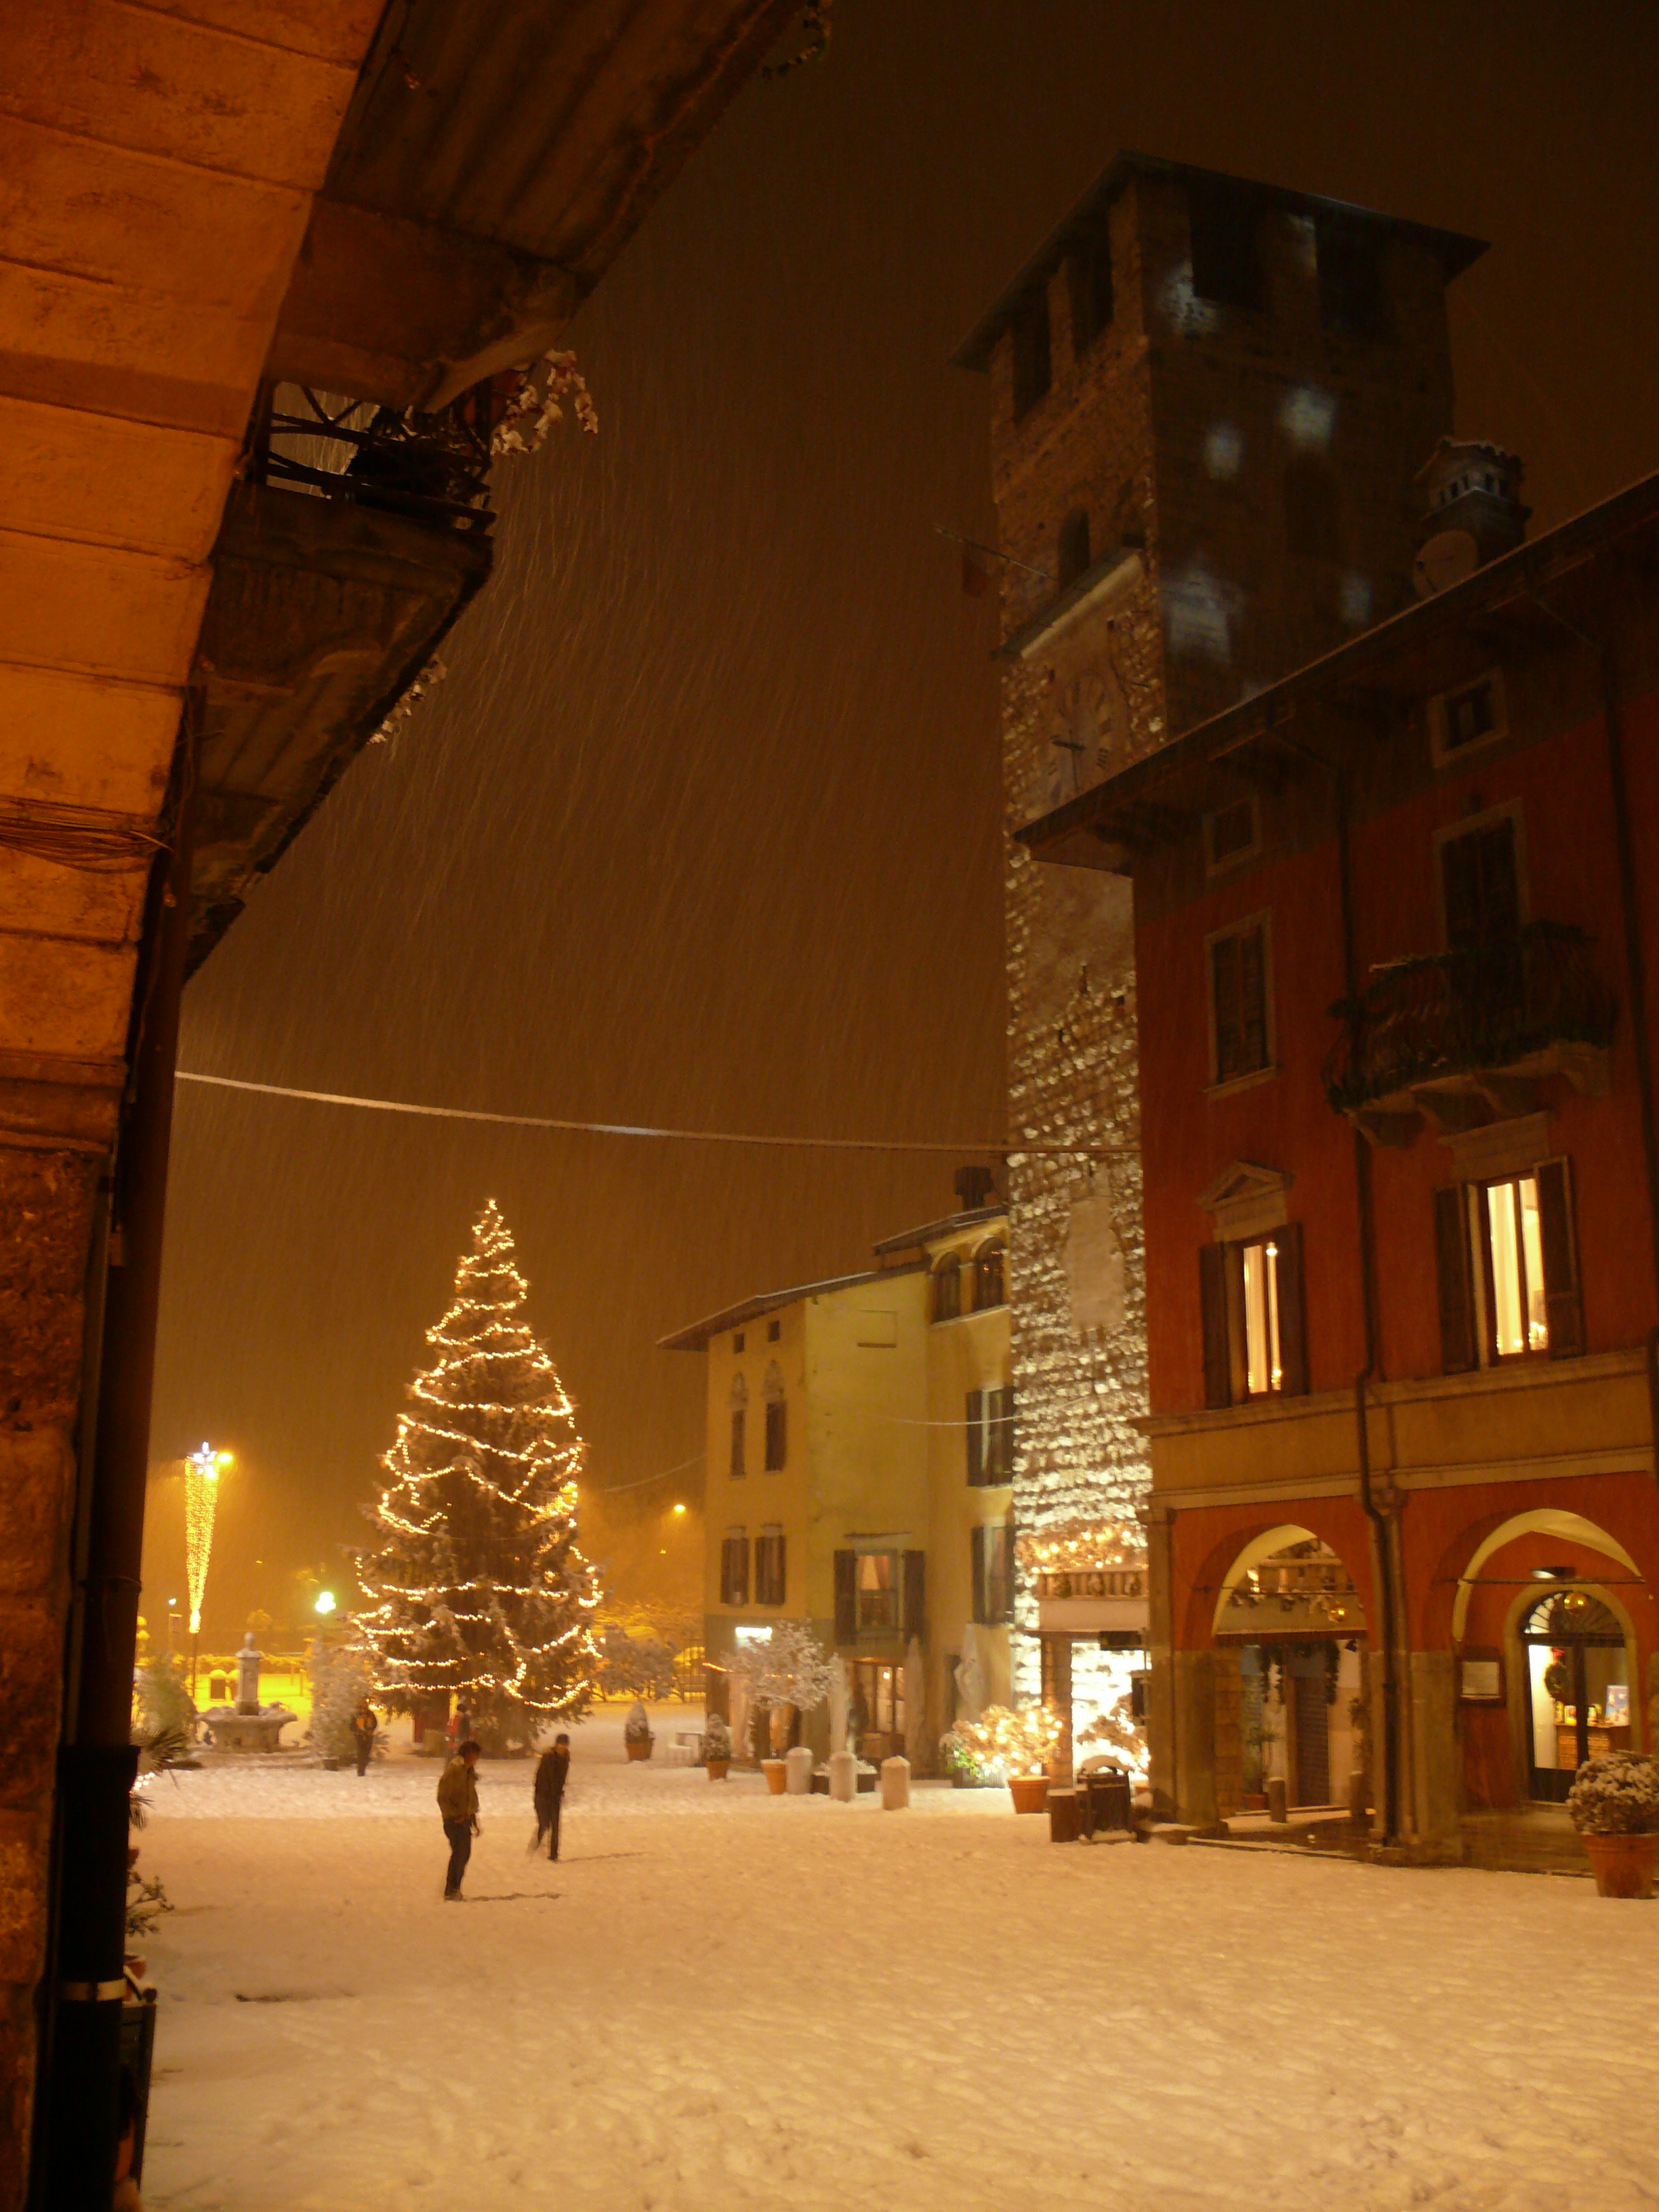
(354, 1200, 601, 1750)
(721, 1620, 836, 1714)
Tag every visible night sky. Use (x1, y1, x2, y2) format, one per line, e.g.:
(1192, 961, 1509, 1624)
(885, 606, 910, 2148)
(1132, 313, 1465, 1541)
(145, 0, 1659, 1641)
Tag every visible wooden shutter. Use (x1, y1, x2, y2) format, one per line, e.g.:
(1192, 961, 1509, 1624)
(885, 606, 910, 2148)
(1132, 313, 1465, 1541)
(992, 1386, 1015, 1481)
(1212, 935, 1240, 1082)
(965, 1389, 984, 1486)
(833, 1550, 857, 1646)
(1434, 1185, 1477, 1373)
(1274, 1221, 1309, 1395)
(1239, 924, 1267, 1073)
(1200, 1242, 1232, 1408)
(903, 1550, 926, 1643)
(1536, 1155, 1584, 1358)
(970, 1525, 985, 1626)
(729, 1408, 745, 1480)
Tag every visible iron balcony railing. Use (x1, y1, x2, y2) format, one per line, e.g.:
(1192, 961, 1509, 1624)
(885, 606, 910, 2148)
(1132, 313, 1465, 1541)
(248, 384, 497, 535)
(1323, 920, 1618, 1114)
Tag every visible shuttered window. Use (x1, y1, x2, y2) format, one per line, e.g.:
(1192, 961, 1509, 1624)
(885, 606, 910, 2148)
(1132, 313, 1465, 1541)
(1435, 1156, 1582, 1369)
(729, 1406, 745, 1481)
(833, 1550, 857, 1646)
(966, 1387, 1016, 1485)
(972, 1522, 1012, 1626)
(1439, 816, 1520, 949)
(1210, 920, 1270, 1084)
(755, 1526, 785, 1606)
(720, 1530, 749, 1607)
(1198, 1224, 1307, 1406)
(764, 1397, 786, 1471)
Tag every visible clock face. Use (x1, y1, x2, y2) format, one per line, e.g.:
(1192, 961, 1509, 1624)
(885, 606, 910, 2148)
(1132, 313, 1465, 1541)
(1044, 663, 1126, 806)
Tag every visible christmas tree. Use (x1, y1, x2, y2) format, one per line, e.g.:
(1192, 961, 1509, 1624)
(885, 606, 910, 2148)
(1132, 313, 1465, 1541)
(354, 1200, 600, 1750)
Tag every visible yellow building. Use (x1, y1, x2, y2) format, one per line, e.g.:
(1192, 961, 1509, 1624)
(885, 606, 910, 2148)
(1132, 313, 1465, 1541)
(662, 1185, 1012, 1763)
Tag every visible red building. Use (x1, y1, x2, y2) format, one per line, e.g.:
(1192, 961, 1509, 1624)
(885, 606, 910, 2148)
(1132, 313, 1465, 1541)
(1022, 466, 1659, 1864)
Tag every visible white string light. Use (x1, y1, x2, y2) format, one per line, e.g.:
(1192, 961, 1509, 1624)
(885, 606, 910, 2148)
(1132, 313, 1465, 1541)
(184, 1443, 230, 1636)
(354, 1200, 600, 1731)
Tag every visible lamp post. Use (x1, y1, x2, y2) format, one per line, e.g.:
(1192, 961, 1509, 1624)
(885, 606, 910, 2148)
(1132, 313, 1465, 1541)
(184, 1443, 232, 1698)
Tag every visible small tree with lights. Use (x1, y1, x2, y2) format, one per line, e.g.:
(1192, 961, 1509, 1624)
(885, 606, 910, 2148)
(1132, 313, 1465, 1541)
(354, 1200, 601, 1753)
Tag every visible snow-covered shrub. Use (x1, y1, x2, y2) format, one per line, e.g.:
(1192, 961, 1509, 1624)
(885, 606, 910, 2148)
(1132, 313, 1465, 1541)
(939, 1729, 993, 1784)
(134, 1653, 196, 1746)
(952, 1703, 1059, 1779)
(703, 1713, 733, 1762)
(623, 1700, 653, 1745)
(308, 1635, 377, 1764)
(1567, 1750, 1659, 1834)
(598, 1622, 678, 1701)
(722, 1621, 836, 1715)
(1076, 1693, 1149, 1786)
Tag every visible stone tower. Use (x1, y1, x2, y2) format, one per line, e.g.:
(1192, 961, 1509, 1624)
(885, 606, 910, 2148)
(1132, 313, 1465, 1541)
(954, 155, 1483, 1696)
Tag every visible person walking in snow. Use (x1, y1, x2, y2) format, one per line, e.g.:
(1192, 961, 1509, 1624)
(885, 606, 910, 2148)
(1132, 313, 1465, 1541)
(350, 1700, 378, 1776)
(438, 1738, 481, 1899)
(531, 1733, 570, 1862)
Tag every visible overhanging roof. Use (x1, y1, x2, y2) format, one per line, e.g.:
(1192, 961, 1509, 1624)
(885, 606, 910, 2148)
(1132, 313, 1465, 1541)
(659, 1261, 924, 1352)
(1017, 467, 1659, 875)
(953, 151, 1486, 373)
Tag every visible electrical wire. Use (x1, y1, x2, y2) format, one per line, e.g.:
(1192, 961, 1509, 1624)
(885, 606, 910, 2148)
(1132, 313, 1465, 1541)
(174, 1071, 1128, 1156)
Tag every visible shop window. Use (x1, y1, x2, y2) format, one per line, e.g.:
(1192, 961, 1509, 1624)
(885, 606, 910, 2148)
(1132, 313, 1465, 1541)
(720, 1528, 749, 1607)
(966, 1385, 1015, 1485)
(971, 1520, 1012, 1625)
(1200, 1223, 1309, 1408)
(1057, 508, 1091, 591)
(1434, 1158, 1582, 1370)
(851, 1658, 905, 1744)
(1208, 916, 1272, 1086)
(1523, 1589, 1628, 1803)
(1010, 287, 1052, 419)
(973, 1239, 1006, 1310)
(1068, 222, 1114, 352)
(931, 1252, 963, 1323)
(755, 1525, 786, 1606)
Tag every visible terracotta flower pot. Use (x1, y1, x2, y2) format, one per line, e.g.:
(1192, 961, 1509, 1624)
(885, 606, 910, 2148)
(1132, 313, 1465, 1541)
(705, 1757, 730, 1782)
(625, 1738, 652, 1761)
(1008, 1773, 1050, 1816)
(762, 1758, 788, 1795)
(1581, 1830, 1659, 1898)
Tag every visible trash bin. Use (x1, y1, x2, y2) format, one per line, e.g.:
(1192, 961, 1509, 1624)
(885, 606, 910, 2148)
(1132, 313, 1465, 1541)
(1048, 1785, 1081, 1843)
(1082, 1768, 1131, 1835)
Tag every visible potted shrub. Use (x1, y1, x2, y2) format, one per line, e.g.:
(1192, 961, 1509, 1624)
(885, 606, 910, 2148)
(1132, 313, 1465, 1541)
(1567, 1750, 1659, 1897)
(703, 1713, 733, 1781)
(623, 1700, 654, 1762)
(952, 1704, 1061, 1814)
(939, 1729, 993, 1788)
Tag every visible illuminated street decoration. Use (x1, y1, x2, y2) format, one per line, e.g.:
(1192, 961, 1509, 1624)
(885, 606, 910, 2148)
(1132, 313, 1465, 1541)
(184, 1443, 231, 1637)
(354, 1200, 600, 1746)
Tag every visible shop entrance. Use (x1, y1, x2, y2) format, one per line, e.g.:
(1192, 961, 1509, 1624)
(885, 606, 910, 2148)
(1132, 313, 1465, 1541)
(1522, 1591, 1630, 1803)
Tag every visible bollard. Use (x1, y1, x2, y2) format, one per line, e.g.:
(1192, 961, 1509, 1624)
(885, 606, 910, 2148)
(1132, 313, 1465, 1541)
(1047, 1785, 1080, 1843)
(827, 1748, 857, 1802)
(880, 1755, 910, 1810)
(1267, 1775, 1288, 1824)
(785, 1744, 814, 1795)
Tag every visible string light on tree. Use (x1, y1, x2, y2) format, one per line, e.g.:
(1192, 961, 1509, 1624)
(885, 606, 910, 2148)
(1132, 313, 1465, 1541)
(354, 1200, 601, 1749)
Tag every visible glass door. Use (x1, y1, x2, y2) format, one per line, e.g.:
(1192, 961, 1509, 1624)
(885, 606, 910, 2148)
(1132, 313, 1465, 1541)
(1522, 1591, 1629, 1803)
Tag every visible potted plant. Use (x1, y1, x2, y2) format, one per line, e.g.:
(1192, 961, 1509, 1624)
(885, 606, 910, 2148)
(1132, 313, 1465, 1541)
(703, 1712, 733, 1781)
(1242, 1717, 1275, 1812)
(939, 1729, 993, 1788)
(952, 1704, 1061, 1814)
(623, 1700, 654, 1761)
(1566, 1750, 1659, 1897)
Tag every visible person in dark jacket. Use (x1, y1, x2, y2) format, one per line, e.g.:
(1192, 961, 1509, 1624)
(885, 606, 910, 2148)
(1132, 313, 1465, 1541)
(349, 1700, 378, 1776)
(438, 1740, 481, 1898)
(531, 1734, 570, 1862)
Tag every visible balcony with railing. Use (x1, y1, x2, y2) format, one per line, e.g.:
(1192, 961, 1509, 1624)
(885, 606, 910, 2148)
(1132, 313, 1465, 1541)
(1323, 921, 1617, 1142)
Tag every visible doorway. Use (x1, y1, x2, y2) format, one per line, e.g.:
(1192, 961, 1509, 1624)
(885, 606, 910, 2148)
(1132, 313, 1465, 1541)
(1521, 1591, 1630, 1803)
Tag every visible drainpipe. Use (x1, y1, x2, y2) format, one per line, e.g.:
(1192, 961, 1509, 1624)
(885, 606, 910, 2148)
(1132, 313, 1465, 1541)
(1334, 766, 1401, 1847)
(1531, 573, 1659, 1486)
(34, 752, 196, 2209)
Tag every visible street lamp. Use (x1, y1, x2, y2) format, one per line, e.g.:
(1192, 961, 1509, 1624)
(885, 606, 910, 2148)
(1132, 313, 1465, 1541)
(314, 1589, 337, 1618)
(184, 1443, 232, 1698)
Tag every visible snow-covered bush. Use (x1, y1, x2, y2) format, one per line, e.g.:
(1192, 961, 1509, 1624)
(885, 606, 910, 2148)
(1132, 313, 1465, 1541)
(703, 1713, 733, 1762)
(1076, 1693, 1149, 1786)
(939, 1729, 994, 1784)
(598, 1621, 678, 1701)
(951, 1704, 1059, 1780)
(722, 1621, 836, 1715)
(623, 1700, 653, 1745)
(308, 1635, 377, 1764)
(1567, 1750, 1659, 1835)
(134, 1653, 196, 1746)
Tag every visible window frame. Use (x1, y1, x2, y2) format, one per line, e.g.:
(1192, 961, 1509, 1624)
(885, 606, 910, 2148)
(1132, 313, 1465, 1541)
(1434, 1155, 1582, 1372)
(972, 1239, 1006, 1311)
(1200, 1221, 1308, 1408)
(720, 1528, 750, 1607)
(1205, 911, 1275, 1094)
(971, 1519, 1013, 1626)
(1204, 796, 1261, 876)
(754, 1524, 786, 1607)
(931, 1252, 964, 1324)
(729, 1404, 745, 1481)
(1433, 799, 1527, 953)
(1429, 668, 1508, 772)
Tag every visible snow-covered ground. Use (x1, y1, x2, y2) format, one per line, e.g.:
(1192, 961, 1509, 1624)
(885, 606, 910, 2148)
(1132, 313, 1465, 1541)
(136, 1708, 1659, 2212)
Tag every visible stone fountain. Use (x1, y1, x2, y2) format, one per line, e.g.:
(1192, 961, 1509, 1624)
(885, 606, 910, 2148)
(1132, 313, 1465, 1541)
(201, 1632, 298, 1752)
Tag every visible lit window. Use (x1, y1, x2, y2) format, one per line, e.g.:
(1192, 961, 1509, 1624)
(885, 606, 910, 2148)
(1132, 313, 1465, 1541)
(856, 1552, 897, 1633)
(1473, 1175, 1548, 1357)
(1241, 1237, 1283, 1395)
